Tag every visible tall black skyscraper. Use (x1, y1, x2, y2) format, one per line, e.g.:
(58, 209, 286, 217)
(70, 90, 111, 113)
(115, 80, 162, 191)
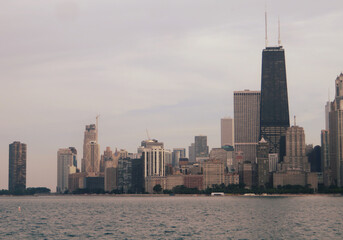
(260, 46, 290, 161)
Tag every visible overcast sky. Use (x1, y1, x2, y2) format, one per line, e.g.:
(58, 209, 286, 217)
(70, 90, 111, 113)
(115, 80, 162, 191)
(1, 0, 343, 191)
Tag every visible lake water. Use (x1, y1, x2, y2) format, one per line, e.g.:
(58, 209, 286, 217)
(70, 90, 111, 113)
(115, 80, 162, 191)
(0, 195, 342, 239)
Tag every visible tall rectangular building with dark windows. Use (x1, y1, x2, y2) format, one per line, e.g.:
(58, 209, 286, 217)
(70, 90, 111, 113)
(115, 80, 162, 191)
(234, 90, 261, 163)
(260, 46, 290, 161)
(9, 141, 27, 192)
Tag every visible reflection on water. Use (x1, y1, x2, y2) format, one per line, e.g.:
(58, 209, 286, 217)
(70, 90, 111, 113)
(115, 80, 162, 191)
(0, 196, 342, 239)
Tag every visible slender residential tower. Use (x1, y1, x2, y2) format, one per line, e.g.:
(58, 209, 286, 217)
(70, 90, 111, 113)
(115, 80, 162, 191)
(9, 141, 27, 192)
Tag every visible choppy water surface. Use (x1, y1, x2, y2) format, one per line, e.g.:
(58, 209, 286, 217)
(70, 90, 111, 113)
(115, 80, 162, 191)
(0, 195, 342, 239)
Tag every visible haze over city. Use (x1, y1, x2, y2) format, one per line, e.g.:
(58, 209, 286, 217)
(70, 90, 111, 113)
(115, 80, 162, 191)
(1, 0, 343, 191)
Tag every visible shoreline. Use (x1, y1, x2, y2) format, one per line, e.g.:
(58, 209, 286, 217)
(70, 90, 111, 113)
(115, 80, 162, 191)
(1, 193, 342, 197)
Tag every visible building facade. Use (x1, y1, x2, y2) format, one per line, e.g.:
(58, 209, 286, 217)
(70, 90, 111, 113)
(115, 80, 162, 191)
(9, 141, 27, 192)
(221, 118, 234, 147)
(234, 90, 261, 163)
(57, 147, 77, 193)
(260, 46, 290, 162)
(329, 73, 343, 187)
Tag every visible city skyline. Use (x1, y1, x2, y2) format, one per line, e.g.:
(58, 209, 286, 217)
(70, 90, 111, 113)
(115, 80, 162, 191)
(1, 1, 343, 191)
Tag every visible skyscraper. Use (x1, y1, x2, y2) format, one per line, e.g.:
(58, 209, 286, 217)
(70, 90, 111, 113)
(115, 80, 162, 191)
(260, 46, 290, 161)
(194, 136, 209, 160)
(280, 125, 310, 172)
(221, 118, 234, 147)
(82, 118, 100, 175)
(172, 148, 186, 167)
(329, 73, 343, 187)
(57, 147, 77, 193)
(9, 141, 27, 192)
(234, 90, 260, 162)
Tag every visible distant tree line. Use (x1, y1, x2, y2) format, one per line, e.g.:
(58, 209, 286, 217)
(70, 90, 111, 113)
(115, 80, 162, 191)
(0, 187, 51, 195)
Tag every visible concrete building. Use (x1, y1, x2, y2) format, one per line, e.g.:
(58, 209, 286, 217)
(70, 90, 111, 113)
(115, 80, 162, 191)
(172, 148, 186, 167)
(57, 147, 77, 193)
(321, 130, 331, 186)
(225, 172, 239, 185)
(239, 161, 258, 189)
(274, 124, 317, 190)
(234, 90, 260, 163)
(202, 160, 225, 189)
(195, 136, 209, 158)
(257, 138, 270, 188)
(8, 141, 27, 192)
(142, 139, 166, 191)
(329, 73, 343, 187)
(82, 120, 100, 174)
(104, 167, 117, 192)
(279, 125, 310, 172)
(268, 153, 278, 173)
(183, 175, 203, 190)
(68, 172, 87, 192)
(221, 118, 234, 147)
(188, 143, 195, 163)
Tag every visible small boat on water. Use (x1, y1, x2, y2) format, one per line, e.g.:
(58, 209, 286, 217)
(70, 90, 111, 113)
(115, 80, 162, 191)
(211, 192, 224, 196)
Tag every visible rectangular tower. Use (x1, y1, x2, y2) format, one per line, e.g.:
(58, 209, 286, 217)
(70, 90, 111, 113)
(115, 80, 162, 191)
(234, 90, 261, 162)
(57, 148, 77, 193)
(260, 46, 290, 161)
(9, 141, 27, 192)
(329, 73, 343, 186)
(221, 118, 234, 147)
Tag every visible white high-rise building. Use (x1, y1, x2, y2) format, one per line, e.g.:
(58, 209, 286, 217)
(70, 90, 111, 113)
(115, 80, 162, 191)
(143, 146, 165, 177)
(221, 118, 234, 147)
(57, 148, 77, 193)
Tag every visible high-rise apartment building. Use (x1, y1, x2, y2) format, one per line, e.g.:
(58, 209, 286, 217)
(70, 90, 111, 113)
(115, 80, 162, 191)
(234, 90, 261, 162)
(8, 141, 27, 192)
(57, 147, 77, 193)
(329, 73, 343, 187)
(221, 118, 234, 147)
(82, 119, 100, 175)
(260, 46, 290, 161)
(142, 139, 165, 178)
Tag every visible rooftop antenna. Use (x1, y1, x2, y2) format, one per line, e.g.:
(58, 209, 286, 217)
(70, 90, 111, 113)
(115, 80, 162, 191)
(96, 114, 100, 143)
(328, 88, 330, 102)
(146, 129, 151, 140)
(265, 4, 268, 47)
(294, 115, 296, 126)
(278, 17, 281, 46)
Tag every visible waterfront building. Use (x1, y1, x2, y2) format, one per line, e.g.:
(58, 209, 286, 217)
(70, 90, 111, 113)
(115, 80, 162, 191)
(57, 147, 77, 193)
(260, 46, 290, 162)
(82, 119, 100, 174)
(172, 148, 186, 167)
(274, 124, 317, 189)
(183, 175, 203, 190)
(234, 90, 260, 163)
(224, 172, 239, 185)
(257, 138, 270, 188)
(268, 153, 278, 173)
(221, 118, 234, 147)
(238, 161, 258, 189)
(8, 141, 27, 192)
(279, 125, 310, 172)
(188, 143, 195, 163)
(195, 136, 209, 158)
(321, 130, 331, 186)
(104, 167, 117, 192)
(202, 159, 225, 189)
(329, 73, 343, 187)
